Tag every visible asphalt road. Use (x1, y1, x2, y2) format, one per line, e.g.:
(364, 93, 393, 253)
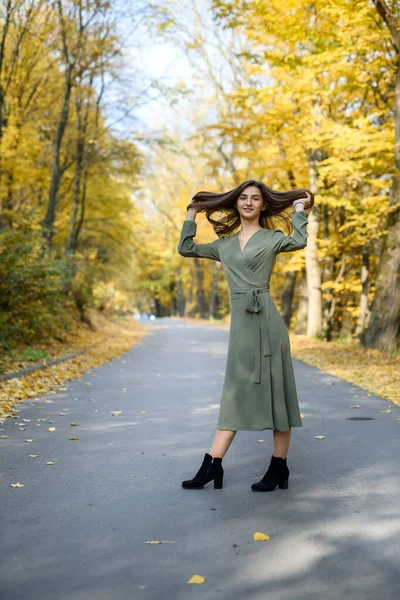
(1, 318, 399, 600)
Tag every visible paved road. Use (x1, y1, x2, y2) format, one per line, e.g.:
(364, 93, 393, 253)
(1, 318, 399, 600)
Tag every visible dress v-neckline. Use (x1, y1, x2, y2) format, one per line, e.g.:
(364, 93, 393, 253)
(237, 228, 264, 255)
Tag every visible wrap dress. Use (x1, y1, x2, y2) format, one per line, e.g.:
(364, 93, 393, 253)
(177, 210, 309, 432)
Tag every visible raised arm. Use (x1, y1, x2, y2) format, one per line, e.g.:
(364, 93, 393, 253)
(273, 210, 309, 254)
(177, 209, 221, 262)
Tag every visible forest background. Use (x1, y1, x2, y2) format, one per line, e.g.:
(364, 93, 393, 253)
(0, 0, 399, 406)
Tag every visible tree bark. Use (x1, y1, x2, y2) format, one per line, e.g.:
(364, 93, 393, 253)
(306, 154, 322, 337)
(293, 272, 308, 334)
(355, 249, 371, 342)
(194, 258, 207, 318)
(42, 67, 73, 243)
(364, 6, 400, 352)
(208, 261, 221, 318)
(280, 270, 297, 328)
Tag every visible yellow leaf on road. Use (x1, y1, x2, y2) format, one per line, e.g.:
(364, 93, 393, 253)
(314, 435, 326, 439)
(144, 540, 175, 544)
(111, 411, 122, 416)
(187, 575, 205, 584)
(11, 482, 24, 488)
(46, 461, 55, 465)
(29, 455, 38, 458)
(350, 405, 361, 408)
(46, 427, 56, 432)
(69, 437, 79, 440)
(253, 532, 270, 541)
(257, 439, 265, 443)
(0, 435, 8, 439)
(25, 439, 34, 443)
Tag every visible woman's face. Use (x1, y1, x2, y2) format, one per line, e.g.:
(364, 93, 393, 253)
(236, 186, 265, 221)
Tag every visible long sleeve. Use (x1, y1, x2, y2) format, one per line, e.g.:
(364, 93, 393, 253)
(177, 219, 221, 262)
(273, 211, 309, 254)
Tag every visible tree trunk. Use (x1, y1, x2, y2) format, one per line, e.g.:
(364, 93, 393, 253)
(185, 271, 195, 317)
(280, 270, 297, 328)
(208, 262, 221, 318)
(293, 272, 308, 334)
(355, 249, 371, 343)
(194, 258, 207, 318)
(306, 155, 322, 337)
(364, 62, 400, 353)
(42, 67, 73, 243)
(176, 269, 185, 316)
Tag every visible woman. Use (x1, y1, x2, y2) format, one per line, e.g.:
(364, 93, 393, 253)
(177, 180, 314, 492)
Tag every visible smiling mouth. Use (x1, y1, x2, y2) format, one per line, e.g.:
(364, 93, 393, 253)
(244, 209, 254, 212)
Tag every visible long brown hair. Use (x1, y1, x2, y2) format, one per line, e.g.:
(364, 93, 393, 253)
(186, 180, 314, 237)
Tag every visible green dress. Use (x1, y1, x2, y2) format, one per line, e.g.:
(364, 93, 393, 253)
(177, 210, 309, 432)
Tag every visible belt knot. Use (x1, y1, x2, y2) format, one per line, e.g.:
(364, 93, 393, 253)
(244, 288, 267, 313)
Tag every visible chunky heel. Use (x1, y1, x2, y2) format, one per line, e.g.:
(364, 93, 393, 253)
(182, 453, 224, 490)
(214, 473, 223, 489)
(279, 477, 289, 489)
(251, 455, 290, 492)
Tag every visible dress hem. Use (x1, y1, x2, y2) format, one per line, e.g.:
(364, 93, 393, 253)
(217, 424, 303, 432)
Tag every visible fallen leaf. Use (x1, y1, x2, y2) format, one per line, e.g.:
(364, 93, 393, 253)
(300, 413, 305, 418)
(350, 405, 361, 409)
(58, 413, 66, 416)
(70, 423, 79, 427)
(11, 482, 24, 488)
(0, 435, 8, 439)
(187, 575, 205, 584)
(25, 439, 34, 443)
(253, 532, 270, 541)
(46, 461, 55, 465)
(144, 540, 175, 544)
(69, 437, 79, 440)
(314, 435, 326, 440)
(29, 455, 38, 458)
(46, 427, 56, 432)
(111, 411, 122, 416)
(257, 440, 265, 443)
(22, 419, 31, 422)
(18, 428, 25, 431)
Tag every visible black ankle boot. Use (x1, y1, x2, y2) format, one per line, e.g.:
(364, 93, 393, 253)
(182, 453, 224, 489)
(251, 455, 289, 492)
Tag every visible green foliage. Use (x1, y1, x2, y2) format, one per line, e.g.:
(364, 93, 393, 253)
(0, 229, 72, 348)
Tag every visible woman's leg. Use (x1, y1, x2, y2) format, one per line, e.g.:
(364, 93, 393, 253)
(273, 427, 291, 458)
(209, 428, 237, 458)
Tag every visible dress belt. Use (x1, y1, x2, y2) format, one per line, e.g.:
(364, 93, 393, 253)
(230, 287, 271, 384)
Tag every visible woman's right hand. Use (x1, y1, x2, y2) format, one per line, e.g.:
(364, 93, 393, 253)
(185, 201, 199, 220)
